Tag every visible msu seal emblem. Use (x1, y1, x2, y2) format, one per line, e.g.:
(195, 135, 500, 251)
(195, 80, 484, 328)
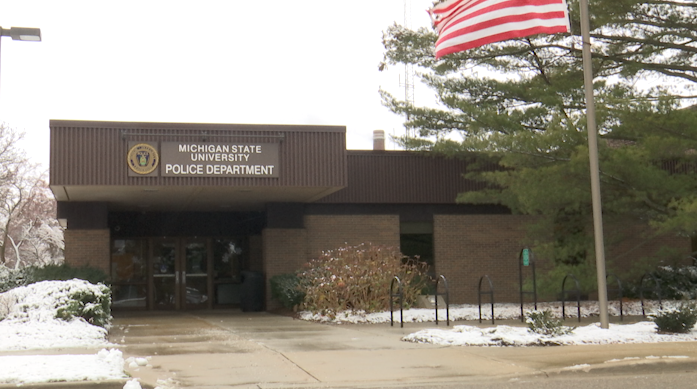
(127, 143, 159, 175)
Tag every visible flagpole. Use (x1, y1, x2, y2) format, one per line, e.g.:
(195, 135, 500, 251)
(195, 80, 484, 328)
(580, 0, 609, 329)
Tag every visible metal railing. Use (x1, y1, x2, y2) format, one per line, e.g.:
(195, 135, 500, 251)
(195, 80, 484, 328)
(435, 275, 450, 326)
(390, 276, 403, 328)
(478, 275, 495, 324)
(606, 272, 624, 321)
(639, 272, 662, 317)
(561, 274, 581, 322)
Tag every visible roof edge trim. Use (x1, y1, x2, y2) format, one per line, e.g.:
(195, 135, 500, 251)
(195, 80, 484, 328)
(49, 120, 347, 133)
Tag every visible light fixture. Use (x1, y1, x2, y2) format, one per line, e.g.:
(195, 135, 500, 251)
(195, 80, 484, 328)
(0, 27, 42, 41)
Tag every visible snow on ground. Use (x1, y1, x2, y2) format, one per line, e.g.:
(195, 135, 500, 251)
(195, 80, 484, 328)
(0, 280, 128, 385)
(0, 279, 111, 351)
(299, 300, 697, 347)
(403, 321, 697, 346)
(0, 279, 694, 387)
(298, 300, 656, 324)
(0, 349, 125, 384)
(0, 318, 110, 350)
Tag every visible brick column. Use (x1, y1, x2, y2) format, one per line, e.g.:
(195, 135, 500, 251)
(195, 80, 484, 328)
(63, 229, 111, 275)
(262, 228, 308, 310)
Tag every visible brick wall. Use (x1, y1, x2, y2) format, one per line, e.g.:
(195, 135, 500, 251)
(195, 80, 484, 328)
(434, 215, 530, 304)
(431, 215, 691, 305)
(304, 214, 400, 259)
(262, 214, 400, 309)
(63, 229, 110, 274)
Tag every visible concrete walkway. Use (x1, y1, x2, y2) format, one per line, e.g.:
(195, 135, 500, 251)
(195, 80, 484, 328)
(108, 311, 697, 388)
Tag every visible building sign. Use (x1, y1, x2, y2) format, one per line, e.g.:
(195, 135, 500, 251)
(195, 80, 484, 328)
(160, 142, 279, 177)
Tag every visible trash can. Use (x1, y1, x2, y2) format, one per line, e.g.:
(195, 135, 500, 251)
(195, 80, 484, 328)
(240, 270, 264, 311)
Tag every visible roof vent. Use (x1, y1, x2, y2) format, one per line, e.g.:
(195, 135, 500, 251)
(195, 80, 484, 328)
(373, 130, 385, 151)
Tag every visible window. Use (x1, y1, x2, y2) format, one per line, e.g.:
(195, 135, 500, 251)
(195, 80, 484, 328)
(111, 239, 147, 308)
(400, 222, 434, 275)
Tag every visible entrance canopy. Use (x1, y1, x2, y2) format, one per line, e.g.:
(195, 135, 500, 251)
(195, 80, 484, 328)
(50, 120, 348, 212)
(54, 185, 342, 212)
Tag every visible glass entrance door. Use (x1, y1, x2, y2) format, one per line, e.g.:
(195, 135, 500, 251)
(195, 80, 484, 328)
(151, 239, 211, 310)
(183, 240, 209, 309)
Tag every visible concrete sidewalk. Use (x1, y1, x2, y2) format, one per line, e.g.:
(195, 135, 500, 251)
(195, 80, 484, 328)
(108, 311, 697, 388)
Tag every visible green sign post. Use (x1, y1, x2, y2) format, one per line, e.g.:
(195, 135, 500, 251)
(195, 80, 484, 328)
(519, 247, 537, 321)
(522, 248, 530, 266)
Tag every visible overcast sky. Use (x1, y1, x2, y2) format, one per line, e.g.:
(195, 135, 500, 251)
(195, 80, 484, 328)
(0, 0, 435, 169)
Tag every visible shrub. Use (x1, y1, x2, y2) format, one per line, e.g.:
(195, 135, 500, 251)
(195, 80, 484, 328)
(270, 273, 305, 310)
(0, 264, 109, 293)
(0, 266, 27, 293)
(621, 265, 697, 300)
(297, 243, 429, 316)
(651, 266, 697, 300)
(1, 264, 112, 327)
(25, 264, 109, 285)
(652, 302, 697, 334)
(55, 284, 112, 328)
(526, 309, 575, 336)
(2, 279, 112, 328)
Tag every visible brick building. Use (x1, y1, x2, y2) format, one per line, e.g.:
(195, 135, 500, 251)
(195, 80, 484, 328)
(50, 120, 688, 311)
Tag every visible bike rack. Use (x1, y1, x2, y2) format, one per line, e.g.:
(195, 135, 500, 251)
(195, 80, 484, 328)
(434, 275, 450, 326)
(478, 275, 495, 324)
(639, 272, 662, 317)
(518, 247, 538, 322)
(606, 272, 624, 321)
(561, 274, 581, 322)
(390, 276, 404, 328)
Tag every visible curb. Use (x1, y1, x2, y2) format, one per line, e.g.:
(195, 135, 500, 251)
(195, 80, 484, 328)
(0, 379, 153, 389)
(550, 357, 697, 377)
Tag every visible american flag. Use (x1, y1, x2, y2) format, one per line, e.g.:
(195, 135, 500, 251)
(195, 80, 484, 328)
(429, 0, 570, 58)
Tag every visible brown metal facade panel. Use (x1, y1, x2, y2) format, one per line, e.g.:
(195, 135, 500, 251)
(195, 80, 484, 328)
(316, 151, 496, 204)
(281, 130, 347, 187)
(50, 120, 347, 187)
(50, 125, 121, 186)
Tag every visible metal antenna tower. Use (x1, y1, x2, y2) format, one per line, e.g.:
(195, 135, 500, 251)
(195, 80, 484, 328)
(400, 0, 416, 141)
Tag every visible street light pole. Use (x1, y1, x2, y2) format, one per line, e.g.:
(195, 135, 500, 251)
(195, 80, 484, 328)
(0, 26, 42, 102)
